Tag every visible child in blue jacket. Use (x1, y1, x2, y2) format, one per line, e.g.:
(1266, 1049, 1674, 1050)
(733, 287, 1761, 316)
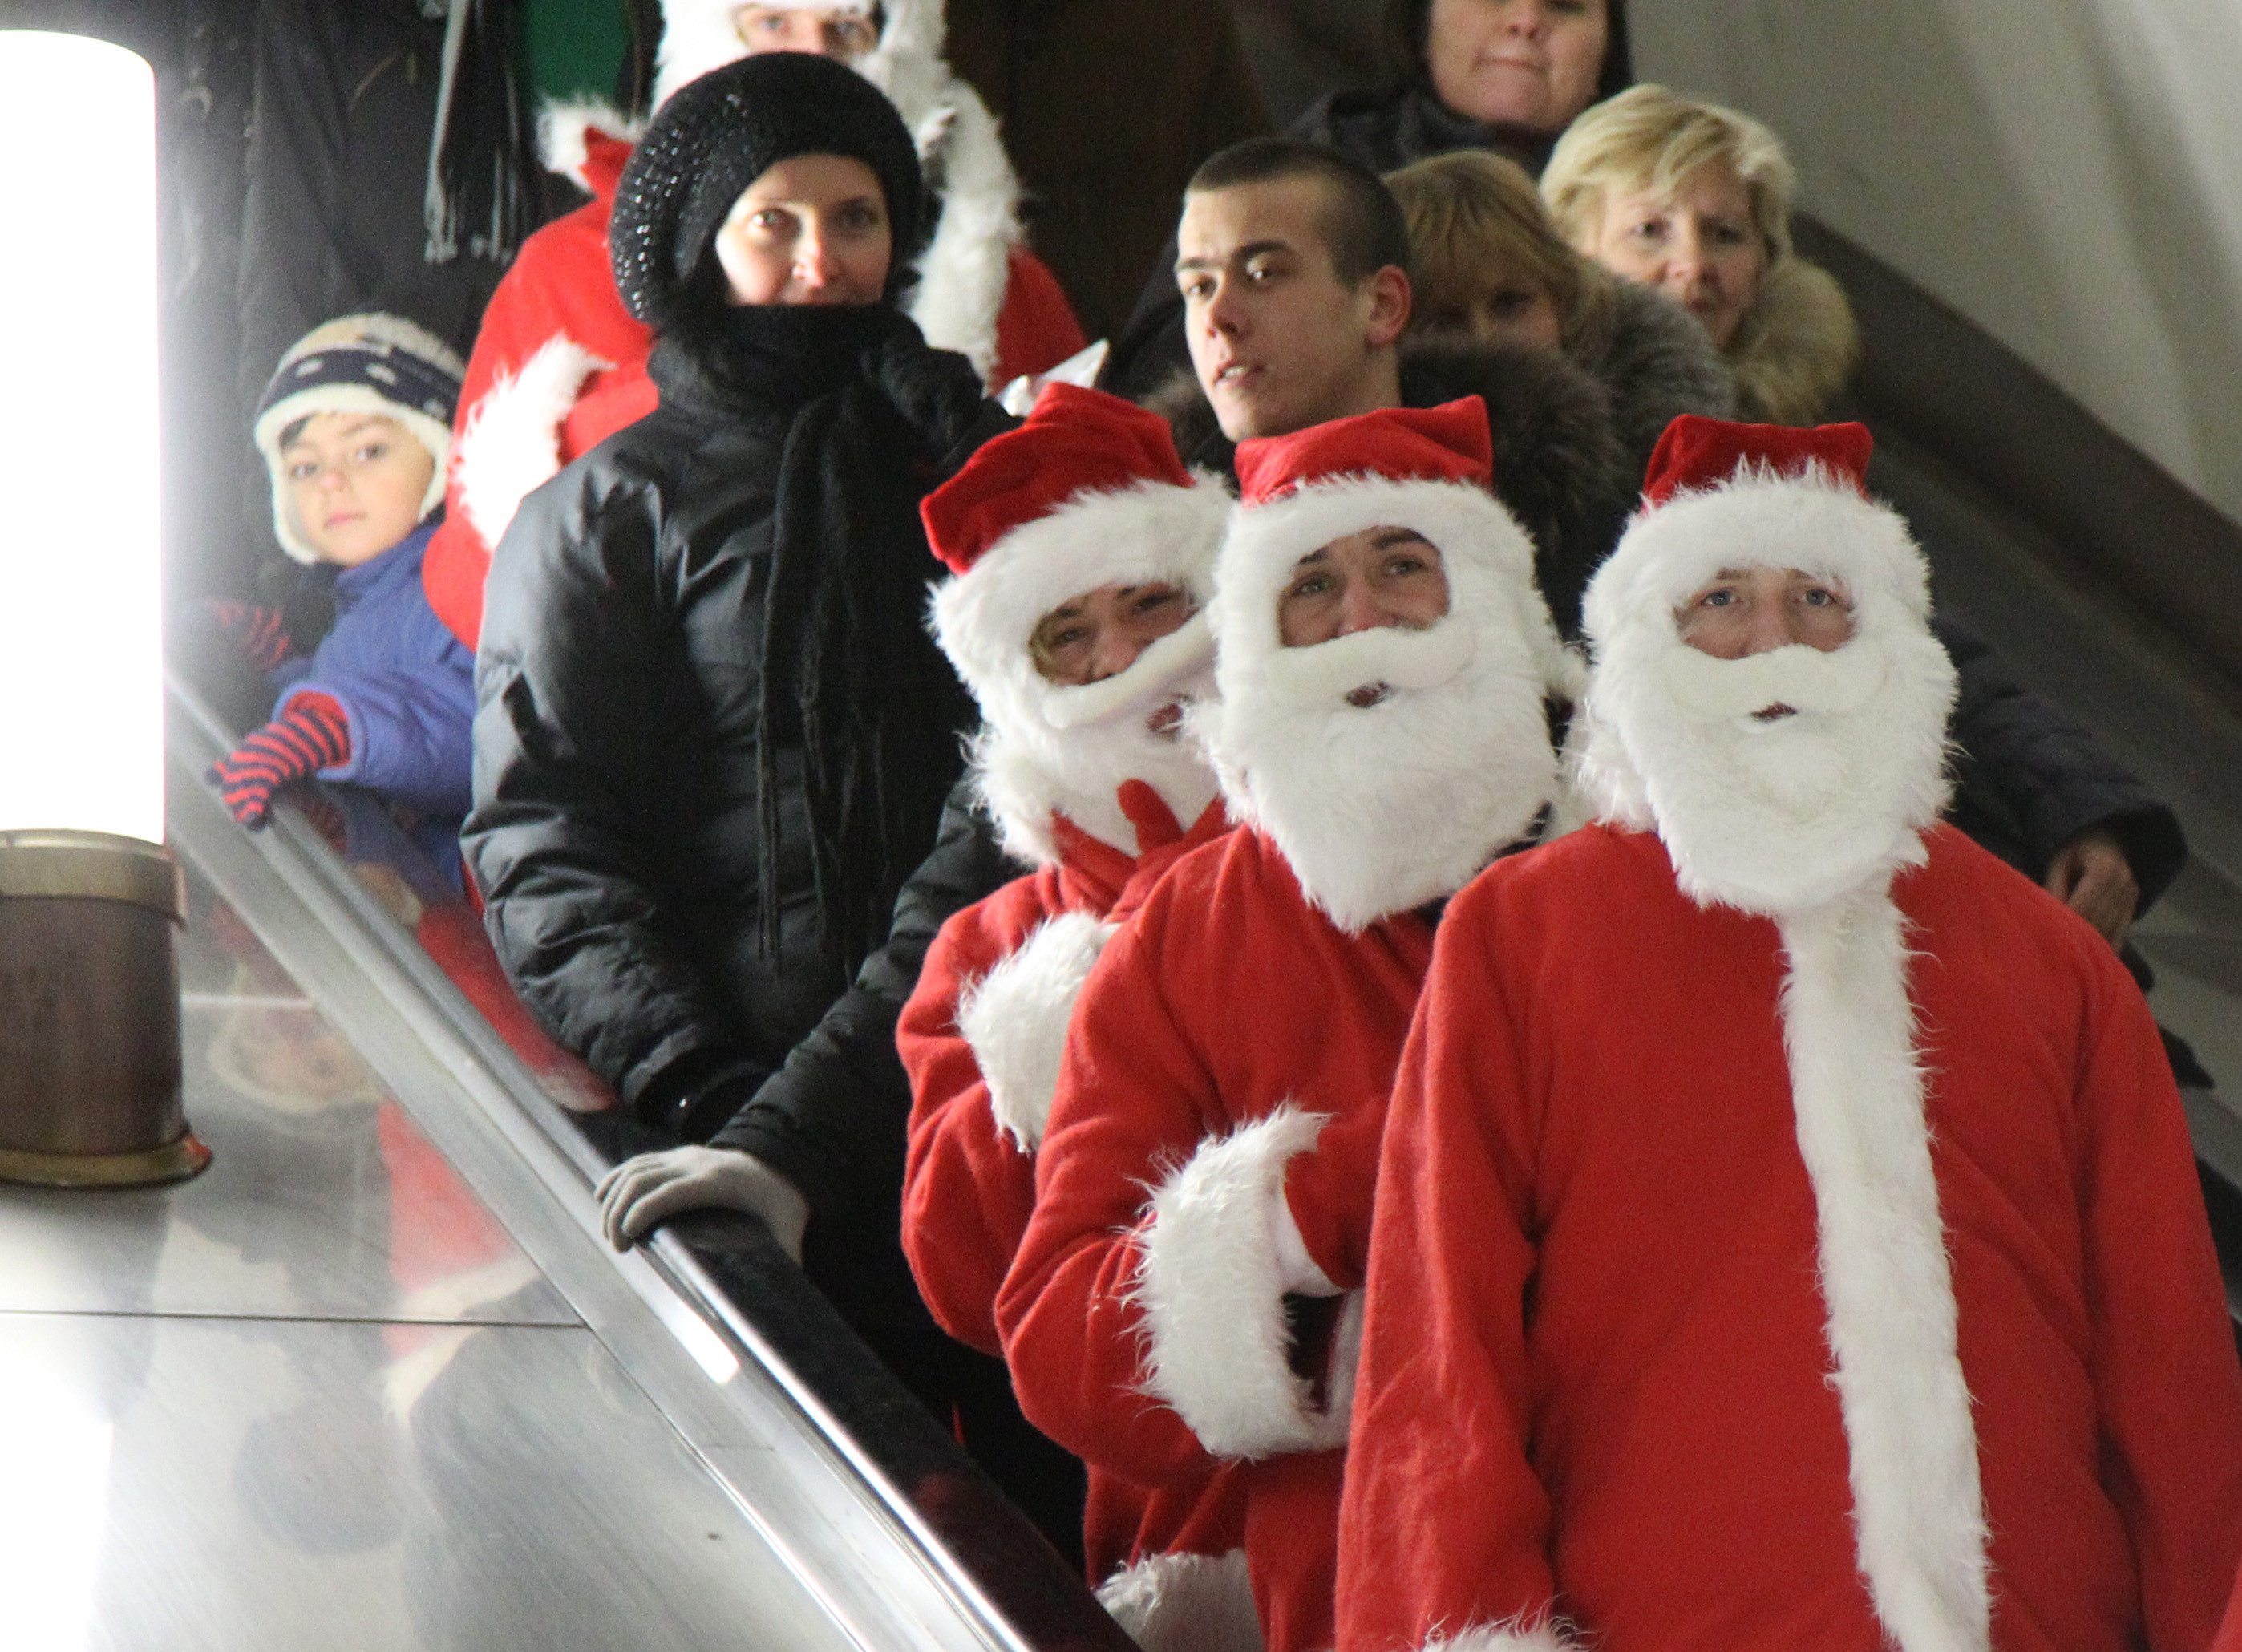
(208, 314, 476, 849)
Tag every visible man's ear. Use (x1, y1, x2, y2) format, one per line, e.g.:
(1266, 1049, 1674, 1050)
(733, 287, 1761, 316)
(1363, 266, 1411, 349)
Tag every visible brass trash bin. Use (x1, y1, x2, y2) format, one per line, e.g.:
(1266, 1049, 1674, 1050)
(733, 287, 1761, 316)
(0, 829, 208, 1187)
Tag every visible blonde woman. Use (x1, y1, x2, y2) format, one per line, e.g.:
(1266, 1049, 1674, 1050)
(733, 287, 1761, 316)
(1388, 148, 1732, 471)
(1543, 83, 1856, 424)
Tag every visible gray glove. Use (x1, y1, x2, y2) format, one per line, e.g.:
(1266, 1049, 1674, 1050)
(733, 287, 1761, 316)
(595, 1145, 811, 1263)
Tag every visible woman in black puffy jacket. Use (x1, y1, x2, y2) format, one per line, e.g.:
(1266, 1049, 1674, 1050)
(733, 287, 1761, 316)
(465, 51, 1003, 1220)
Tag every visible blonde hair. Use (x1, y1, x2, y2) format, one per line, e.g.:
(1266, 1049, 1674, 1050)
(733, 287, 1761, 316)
(1542, 83, 1797, 267)
(1385, 150, 1618, 359)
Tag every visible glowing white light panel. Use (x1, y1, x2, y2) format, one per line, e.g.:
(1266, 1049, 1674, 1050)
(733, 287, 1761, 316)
(0, 32, 163, 844)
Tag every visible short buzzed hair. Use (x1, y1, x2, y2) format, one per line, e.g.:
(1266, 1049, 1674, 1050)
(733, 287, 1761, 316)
(1187, 137, 1415, 288)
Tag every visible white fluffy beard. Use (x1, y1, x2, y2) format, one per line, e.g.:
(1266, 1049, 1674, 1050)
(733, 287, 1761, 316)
(1204, 617, 1557, 933)
(1577, 631, 1959, 914)
(973, 672, 1220, 864)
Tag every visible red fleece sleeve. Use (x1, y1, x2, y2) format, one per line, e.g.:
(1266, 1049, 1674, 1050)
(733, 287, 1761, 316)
(2076, 957, 2242, 1652)
(996, 890, 1231, 1489)
(899, 883, 1048, 1358)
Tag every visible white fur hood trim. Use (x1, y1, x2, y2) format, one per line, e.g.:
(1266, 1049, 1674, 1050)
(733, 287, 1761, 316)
(534, 97, 644, 194)
(1584, 468, 1931, 652)
(1776, 885, 1991, 1652)
(1132, 1107, 1350, 1459)
(935, 474, 1231, 864)
(1096, 1549, 1264, 1652)
(455, 334, 611, 557)
(956, 911, 1113, 1151)
(1215, 474, 1576, 701)
(931, 475, 1232, 723)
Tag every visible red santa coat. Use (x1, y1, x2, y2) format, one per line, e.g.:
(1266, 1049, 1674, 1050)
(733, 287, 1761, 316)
(998, 824, 1435, 1652)
(1336, 821, 2242, 1652)
(900, 796, 1233, 1591)
(420, 123, 1087, 650)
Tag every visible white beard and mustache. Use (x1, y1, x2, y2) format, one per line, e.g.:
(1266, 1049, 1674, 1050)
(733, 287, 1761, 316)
(1203, 614, 1560, 933)
(973, 656, 1221, 864)
(1575, 630, 1959, 915)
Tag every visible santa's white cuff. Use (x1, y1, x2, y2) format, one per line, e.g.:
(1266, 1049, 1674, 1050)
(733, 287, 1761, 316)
(1134, 1106, 1349, 1458)
(1418, 1616, 1584, 1652)
(1096, 1549, 1262, 1652)
(455, 333, 611, 553)
(957, 911, 1112, 1151)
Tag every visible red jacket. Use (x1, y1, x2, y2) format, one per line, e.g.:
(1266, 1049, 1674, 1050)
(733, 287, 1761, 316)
(900, 793, 1231, 1594)
(998, 825, 1435, 1652)
(1337, 823, 2242, 1652)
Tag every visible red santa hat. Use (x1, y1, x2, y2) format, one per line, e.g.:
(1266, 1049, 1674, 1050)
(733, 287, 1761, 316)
(924, 383, 1230, 861)
(1583, 415, 1930, 651)
(1212, 398, 1576, 699)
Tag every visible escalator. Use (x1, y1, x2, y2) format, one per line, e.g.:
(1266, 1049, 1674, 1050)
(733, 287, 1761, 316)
(1797, 217, 2242, 1320)
(0, 685, 1126, 1650)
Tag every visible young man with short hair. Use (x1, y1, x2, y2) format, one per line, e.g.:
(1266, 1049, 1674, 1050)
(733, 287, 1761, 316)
(1151, 135, 1632, 636)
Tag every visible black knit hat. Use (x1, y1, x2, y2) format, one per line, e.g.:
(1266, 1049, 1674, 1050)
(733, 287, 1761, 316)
(610, 51, 924, 330)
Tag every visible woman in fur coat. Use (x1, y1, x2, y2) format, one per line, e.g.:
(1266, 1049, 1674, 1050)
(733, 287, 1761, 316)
(419, 0, 1085, 649)
(1388, 146, 1734, 476)
(1543, 82, 1858, 426)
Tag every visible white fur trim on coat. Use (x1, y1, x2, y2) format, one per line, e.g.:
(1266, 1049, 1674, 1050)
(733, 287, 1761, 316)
(1775, 887, 1991, 1652)
(1133, 1107, 1349, 1459)
(1097, 1549, 1264, 1652)
(1414, 1617, 1585, 1652)
(894, 76, 1018, 382)
(534, 97, 644, 192)
(956, 910, 1113, 1151)
(455, 334, 611, 556)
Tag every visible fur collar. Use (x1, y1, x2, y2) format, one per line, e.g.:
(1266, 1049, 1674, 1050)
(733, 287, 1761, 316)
(1581, 281, 1736, 477)
(1730, 257, 1860, 427)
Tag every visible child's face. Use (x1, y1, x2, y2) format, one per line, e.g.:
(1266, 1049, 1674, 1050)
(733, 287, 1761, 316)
(281, 413, 435, 566)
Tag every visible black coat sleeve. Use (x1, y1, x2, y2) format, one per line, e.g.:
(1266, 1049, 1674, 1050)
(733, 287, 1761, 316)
(1936, 615, 2186, 911)
(708, 778, 1017, 1215)
(464, 471, 776, 1132)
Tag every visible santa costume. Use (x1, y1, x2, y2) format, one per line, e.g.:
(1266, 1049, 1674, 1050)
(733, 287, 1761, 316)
(900, 383, 1238, 1617)
(420, 0, 1085, 647)
(996, 398, 1578, 1652)
(1333, 417, 2242, 1652)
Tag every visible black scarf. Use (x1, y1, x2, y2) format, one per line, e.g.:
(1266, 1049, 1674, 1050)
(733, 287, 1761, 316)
(650, 305, 981, 986)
